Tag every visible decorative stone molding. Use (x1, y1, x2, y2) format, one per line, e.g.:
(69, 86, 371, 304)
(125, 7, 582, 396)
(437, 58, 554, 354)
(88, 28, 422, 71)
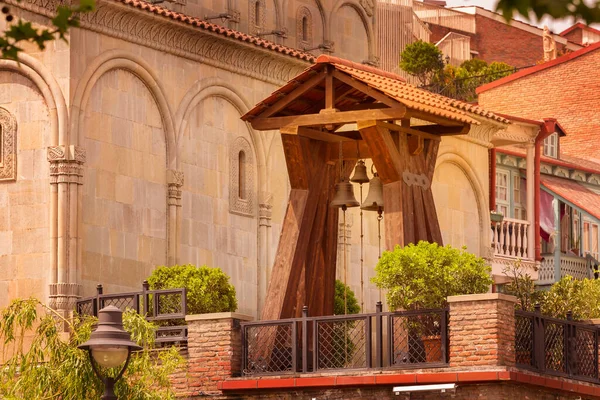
(47, 145, 86, 184)
(49, 282, 80, 311)
(259, 194, 273, 227)
(229, 137, 255, 217)
(4, 0, 309, 86)
(296, 7, 312, 49)
(167, 169, 184, 206)
(360, 0, 376, 17)
(0, 107, 17, 182)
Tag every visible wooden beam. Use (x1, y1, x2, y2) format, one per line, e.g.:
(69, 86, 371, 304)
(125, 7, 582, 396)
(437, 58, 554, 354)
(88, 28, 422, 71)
(377, 121, 442, 142)
(332, 71, 407, 109)
(412, 124, 470, 135)
(405, 109, 466, 127)
(408, 135, 424, 155)
(258, 72, 326, 119)
(357, 120, 403, 184)
(327, 140, 371, 161)
(281, 126, 356, 143)
(338, 102, 387, 111)
(325, 67, 335, 110)
(251, 107, 407, 130)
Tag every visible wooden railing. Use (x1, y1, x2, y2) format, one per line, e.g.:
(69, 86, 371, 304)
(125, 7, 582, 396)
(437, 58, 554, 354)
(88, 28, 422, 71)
(491, 218, 531, 260)
(537, 254, 592, 285)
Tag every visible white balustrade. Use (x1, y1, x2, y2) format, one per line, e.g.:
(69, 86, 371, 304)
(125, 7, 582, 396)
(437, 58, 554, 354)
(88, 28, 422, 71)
(491, 218, 531, 260)
(536, 254, 589, 285)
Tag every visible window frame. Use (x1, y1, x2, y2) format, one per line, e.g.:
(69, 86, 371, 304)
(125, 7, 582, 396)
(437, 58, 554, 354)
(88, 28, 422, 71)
(543, 132, 559, 158)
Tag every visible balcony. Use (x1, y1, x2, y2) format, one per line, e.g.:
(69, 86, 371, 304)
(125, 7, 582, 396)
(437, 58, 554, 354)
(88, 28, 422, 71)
(537, 253, 598, 286)
(491, 218, 531, 260)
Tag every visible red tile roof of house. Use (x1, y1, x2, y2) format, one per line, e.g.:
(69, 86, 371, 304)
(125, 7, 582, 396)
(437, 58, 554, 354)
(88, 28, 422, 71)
(541, 175, 600, 220)
(114, 0, 316, 62)
(243, 55, 509, 125)
(559, 23, 600, 37)
(476, 40, 600, 94)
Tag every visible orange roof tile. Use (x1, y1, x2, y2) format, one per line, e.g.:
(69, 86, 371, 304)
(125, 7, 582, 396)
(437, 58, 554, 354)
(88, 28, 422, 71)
(114, 0, 316, 62)
(541, 175, 600, 220)
(243, 55, 509, 125)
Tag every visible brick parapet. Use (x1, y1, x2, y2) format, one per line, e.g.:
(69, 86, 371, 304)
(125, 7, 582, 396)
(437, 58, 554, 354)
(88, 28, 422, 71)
(448, 293, 518, 368)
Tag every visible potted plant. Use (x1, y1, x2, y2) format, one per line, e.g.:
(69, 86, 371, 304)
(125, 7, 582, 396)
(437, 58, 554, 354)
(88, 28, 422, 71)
(490, 210, 504, 223)
(373, 241, 492, 363)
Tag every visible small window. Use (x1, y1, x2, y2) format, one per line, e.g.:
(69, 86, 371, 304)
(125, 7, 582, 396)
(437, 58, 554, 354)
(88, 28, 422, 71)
(297, 7, 312, 47)
(302, 17, 308, 41)
(543, 132, 558, 158)
(254, 2, 260, 26)
(495, 170, 509, 217)
(238, 150, 246, 200)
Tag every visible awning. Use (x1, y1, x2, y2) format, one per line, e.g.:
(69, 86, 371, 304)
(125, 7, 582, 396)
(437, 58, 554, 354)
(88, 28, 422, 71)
(541, 175, 600, 221)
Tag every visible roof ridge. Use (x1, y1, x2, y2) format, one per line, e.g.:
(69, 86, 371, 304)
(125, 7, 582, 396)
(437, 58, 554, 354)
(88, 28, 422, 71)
(315, 55, 407, 82)
(115, 0, 316, 62)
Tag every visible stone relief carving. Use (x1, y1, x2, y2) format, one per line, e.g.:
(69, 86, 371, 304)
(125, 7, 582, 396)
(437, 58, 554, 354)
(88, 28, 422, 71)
(230, 137, 255, 217)
(543, 26, 557, 62)
(296, 7, 312, 49)
(47, 145, 86, 184)
(167, 169, 184, 206)
(4, 0, 308, 86)
(249, 0, 266, 35)
(0, 107, 17, 182)
(360, 0, 376, 17)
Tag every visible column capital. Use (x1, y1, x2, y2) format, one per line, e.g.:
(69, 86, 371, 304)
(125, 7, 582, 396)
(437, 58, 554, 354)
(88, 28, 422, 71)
(167, 169, 184, 206)
(49, 282, 81, 311)
(48, 146, 86, 184)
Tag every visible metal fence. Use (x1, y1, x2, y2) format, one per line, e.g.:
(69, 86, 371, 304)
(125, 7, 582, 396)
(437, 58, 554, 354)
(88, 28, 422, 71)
(241, 304, 448, 376)
(515, 307, 599, 383)
(76, 281, 188, 346)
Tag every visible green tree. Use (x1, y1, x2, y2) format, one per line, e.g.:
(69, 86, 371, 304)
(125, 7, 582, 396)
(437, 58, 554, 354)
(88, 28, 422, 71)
(0, 298, 184, 399)
(333, 279, 360, 315)
(399, 40, 444, 85)
(496, 0, 600, 25)
(147, 264, 238, 315)
(372, 241, 492, 310)
(0, 0, 95, 60)
(541, 275, 600, 320)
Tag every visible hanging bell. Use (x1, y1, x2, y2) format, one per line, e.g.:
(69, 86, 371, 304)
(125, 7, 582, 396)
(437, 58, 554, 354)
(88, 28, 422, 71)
(361, 173, 384, 212)
(330, 179, 360, 209)
(350, 160, 370, 184)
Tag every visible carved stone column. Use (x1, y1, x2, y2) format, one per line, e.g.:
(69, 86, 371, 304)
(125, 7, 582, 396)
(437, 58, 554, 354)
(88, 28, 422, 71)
(167, 169, 184, 266)
(257, 195, 272, 314)
(48, 145, 85, 312)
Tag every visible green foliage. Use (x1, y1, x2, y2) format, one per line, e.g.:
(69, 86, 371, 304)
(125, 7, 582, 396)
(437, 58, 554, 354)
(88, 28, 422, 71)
(399, 40, 444, 85)
(541, 276, 600, 320)
(372, 241, 492, 310)
(1, 0, 95, 60)
(496, 0, 600, 25)
(147, 264, 237, 315)
(333, 279, 360, 315)
(502, 260, 543, 312)
(0, 298, 184, 399)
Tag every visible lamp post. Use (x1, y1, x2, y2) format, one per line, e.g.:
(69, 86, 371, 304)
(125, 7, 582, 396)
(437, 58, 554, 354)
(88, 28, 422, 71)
(78, 305, 142, 400)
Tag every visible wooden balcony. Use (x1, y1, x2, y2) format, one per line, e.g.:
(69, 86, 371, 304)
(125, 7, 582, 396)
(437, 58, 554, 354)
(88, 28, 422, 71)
(537, 253, 597, 286)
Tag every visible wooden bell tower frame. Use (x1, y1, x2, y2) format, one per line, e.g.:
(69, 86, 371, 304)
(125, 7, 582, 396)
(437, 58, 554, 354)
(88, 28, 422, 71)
(242, 57, 472, 321)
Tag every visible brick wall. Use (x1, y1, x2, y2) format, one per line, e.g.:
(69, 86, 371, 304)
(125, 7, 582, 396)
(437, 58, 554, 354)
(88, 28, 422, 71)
(562, 29, 584, 46)
(448, 293, 516, 367)
(478, 47, 600, 161)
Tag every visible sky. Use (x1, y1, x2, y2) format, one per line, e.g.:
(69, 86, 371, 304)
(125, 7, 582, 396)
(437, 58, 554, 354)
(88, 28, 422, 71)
(444, 0, 600, 34)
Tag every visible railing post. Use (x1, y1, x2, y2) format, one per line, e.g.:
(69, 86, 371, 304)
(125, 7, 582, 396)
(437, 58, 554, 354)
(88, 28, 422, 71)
(181, 287, 187, 316)
(302, 305, 308, 373)
(95, 284, 103, 316)
(566, 311, 576, 377)
(291, 321, 297, 373)
(142, 280, 149, 317)
(534, 304, 545, 370)
(241, 323, 247, 375)
(365, 314, 372, 368)
(376, 301, 383, 368)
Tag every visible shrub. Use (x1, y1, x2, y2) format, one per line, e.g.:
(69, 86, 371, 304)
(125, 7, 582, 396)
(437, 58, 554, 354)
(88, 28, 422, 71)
(372, 241, 492, 310)
(541, 276, 600, 320)
(333, 279, 360, 315)
(399, 40, 444, 85)
(147, 264, 237, 315)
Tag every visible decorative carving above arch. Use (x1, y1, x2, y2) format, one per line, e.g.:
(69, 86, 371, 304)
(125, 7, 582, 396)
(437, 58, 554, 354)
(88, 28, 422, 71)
(297, 7, 313, 49)
(230, 137, 255, 217)
(249, 0, 266, 35)
(0, 107, 17, 181)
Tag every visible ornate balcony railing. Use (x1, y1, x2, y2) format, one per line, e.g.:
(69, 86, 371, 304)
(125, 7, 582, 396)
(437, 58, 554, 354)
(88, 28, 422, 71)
(537, 254, 596, 285)
(492, 218, 531, 260)
(515, 308, 599, 383)
(241, 305, 448, 376)
(76, 281, 188, 346)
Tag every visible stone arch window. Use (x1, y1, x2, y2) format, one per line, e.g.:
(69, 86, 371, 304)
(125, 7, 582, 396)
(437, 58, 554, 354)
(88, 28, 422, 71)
(230, 137, 255, 216)
(297, 7, 312, 48)
(0, 107, 17, 182)
(249, 0, 265, 35)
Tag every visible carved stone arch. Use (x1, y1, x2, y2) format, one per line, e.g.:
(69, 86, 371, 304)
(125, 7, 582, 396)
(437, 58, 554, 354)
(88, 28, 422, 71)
(0, 107, 17, 181)
(435, 151, 490, 256)
(0, 53, 67, 146)
(175, 77, 267, 196)
(230, 137, 256, 217)
(297, 6, 313, 48)
(330, 0, 375, 62)
(71, 49, 176, 169)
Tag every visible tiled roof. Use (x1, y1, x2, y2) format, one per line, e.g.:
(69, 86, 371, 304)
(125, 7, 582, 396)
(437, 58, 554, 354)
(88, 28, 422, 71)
(541, 175, 600, 220)
(114, 0, 316, 62)
(244, 55, 509, 125)
(477, 40, 600, 94)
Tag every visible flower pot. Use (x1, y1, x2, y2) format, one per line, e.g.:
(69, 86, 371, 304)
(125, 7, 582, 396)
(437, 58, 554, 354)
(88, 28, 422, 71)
(421, 335, 442, 363)
(490, 213, 504, 223)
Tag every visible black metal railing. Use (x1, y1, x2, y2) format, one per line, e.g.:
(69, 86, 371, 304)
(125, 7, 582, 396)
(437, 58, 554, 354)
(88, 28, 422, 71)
(76, 281, 188, 346)
(515, 307, 599, 383)
(241, 303, 448, 376)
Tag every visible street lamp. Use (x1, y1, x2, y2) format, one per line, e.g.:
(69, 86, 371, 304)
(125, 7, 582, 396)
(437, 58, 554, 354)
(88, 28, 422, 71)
(78, 305, 142, 400)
